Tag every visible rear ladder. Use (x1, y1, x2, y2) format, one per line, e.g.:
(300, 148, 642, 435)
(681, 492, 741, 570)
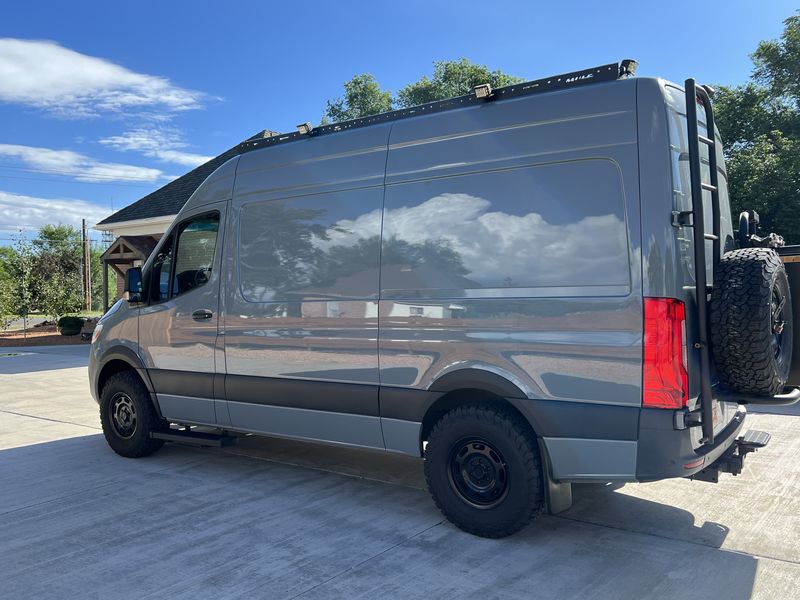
(684, 79, 721, 446)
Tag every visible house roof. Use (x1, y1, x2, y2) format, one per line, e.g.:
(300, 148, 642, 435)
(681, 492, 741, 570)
(96, 130, 278, 227)
(100, 235, 159, 263)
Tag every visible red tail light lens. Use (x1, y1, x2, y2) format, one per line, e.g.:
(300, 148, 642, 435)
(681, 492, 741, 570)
(643, 298, 688, 409)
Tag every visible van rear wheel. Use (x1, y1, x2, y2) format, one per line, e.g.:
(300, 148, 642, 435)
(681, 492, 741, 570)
(100, 371, 166, 458)
(424, 404, 543, 538)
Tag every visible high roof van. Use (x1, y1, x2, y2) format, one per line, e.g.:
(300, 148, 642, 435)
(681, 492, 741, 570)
(89, 61, 800, 538)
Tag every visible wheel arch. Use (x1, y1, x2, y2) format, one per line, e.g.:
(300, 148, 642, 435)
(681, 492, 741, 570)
(95, 348, 162, 418)
(419, 368, 538, 451)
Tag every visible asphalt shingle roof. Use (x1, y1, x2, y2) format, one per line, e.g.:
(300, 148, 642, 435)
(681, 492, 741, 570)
(97, 130, 277, 227)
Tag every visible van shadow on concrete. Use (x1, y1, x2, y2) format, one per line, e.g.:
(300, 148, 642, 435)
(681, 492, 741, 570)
(0, 433, 763, 600)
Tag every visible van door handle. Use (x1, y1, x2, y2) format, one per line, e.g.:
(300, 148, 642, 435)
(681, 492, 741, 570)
(192, 309, 213, 321)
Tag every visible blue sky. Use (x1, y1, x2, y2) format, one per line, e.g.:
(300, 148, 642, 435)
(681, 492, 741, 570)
(0, 0, 796, 241)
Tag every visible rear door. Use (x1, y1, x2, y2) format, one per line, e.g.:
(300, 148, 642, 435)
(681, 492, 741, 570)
(664, 84, 738, 438)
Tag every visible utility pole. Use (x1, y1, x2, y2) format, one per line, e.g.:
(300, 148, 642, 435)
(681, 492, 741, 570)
(86, 235, 92, 311)
(81, 219, 86, 310)
(81, 219, 91, 311)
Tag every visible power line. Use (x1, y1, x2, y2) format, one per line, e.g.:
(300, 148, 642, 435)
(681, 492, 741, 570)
(0, 163, 168, 183)
(0, 173, 157, 189)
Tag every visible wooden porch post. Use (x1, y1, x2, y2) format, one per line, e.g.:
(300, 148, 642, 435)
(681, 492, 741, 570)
(102, 260, 109, 313)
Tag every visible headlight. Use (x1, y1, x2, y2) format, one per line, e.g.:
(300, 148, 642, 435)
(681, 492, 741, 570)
(91, 323, 104, 345)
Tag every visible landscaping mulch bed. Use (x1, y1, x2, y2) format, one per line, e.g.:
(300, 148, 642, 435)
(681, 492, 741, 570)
(0, 325, 90, 347)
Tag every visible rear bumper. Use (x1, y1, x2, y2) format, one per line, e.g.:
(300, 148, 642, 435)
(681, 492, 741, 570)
(636, 405, 747, 481)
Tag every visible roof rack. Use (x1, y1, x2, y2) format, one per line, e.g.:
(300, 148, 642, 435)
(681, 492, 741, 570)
(239, 59, 638, 154)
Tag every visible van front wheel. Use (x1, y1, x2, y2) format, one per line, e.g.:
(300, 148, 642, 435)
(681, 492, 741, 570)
(424, 404, 543, 538)
(100, 371, 166, 458)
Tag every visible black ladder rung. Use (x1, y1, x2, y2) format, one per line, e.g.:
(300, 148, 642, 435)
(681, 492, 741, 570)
(698, 135, 714, 145)
(704, 233, 719, 241)
(701, 182, 717, 192)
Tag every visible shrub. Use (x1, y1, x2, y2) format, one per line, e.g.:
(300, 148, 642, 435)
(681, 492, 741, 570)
(57, 316, 85, 336)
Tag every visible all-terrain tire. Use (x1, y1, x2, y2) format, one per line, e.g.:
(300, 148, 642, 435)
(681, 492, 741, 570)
(100, 371, 167, 458)
(710, 248, 793, 396)
(424, 404, 543, 538)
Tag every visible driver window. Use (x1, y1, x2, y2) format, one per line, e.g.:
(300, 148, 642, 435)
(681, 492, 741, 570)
(172, 213, 220, 298)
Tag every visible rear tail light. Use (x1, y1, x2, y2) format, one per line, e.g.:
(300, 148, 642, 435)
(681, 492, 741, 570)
(643, 298, 688, 409)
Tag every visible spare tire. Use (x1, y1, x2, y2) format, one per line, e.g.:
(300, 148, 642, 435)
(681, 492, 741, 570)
(710, 248, 793, 396)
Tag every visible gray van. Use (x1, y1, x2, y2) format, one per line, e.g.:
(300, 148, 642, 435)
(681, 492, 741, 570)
(89, 60, 800, 538)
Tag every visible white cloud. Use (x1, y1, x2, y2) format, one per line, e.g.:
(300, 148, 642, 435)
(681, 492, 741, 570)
(99, 128, 213, 167)
(0, 191, 111, 233)
(318, 193, 629, 287)
(0, 143, 165, 183)
(0, 38, 209, 117)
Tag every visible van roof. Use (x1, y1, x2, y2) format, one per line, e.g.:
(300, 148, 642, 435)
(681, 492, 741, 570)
(239, 60, 637, 156)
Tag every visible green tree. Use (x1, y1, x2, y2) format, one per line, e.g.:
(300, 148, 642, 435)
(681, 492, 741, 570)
(0, 245, 14, 289)
(31, 224, 83, 319)
(323, 59, 522, 123)
(324, 74, 393, 123)
(714, 12, 800, 242)
(396, 59, 522, 107)
(0, 236, 36, 335)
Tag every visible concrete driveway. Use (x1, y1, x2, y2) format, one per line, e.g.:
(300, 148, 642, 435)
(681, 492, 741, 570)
(1, 345, 799, 599)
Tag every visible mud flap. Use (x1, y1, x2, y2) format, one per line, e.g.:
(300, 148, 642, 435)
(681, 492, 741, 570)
(538, 439, 573, 514)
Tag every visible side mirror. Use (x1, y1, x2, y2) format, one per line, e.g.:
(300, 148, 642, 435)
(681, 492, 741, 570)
(124, 267, 143, 303)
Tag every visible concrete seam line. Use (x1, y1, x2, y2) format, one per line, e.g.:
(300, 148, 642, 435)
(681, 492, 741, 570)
(0, 408, 101, 430)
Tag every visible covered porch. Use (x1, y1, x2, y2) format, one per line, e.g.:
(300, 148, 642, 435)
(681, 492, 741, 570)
(99, 235, 159, 311)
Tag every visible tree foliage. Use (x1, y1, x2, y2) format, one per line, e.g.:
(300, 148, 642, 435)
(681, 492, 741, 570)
(323, 59, 521, 123)
(0, 223, 104, 326)
(714, 12, 800, 242)
(0, 235, 36, 330)
(396, 59, 523, 108)
(31, 224, 83, 319)
(325, 74, 393, 123)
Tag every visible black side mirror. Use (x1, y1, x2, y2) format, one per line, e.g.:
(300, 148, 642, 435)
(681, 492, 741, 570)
(124, 267, 143, 303)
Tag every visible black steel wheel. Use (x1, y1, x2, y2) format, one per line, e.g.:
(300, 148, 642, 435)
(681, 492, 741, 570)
(448, 438, 509, 509)
(100, 371, 166, 458)
(424, 404, 543, 538)
(109, 392, 138, 439)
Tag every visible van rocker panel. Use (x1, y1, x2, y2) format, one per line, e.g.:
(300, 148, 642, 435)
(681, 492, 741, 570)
(224, 401, 385, 449)
(224, 374, 379, 417)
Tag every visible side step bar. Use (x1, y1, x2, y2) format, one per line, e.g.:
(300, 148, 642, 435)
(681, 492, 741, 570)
(692, 429, 770, 483)
(151, 429, 238, 448)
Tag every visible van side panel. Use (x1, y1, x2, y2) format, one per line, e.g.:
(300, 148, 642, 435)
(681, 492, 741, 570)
(379, 81, 644, 479)
(222, 124, 391, 449)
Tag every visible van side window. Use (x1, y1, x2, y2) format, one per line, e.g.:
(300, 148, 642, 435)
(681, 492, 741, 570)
(149, 235, 175, 302)
(381, 160, 629, 297)
(238, 188, 382, 303)
(171, 213, 220, 298)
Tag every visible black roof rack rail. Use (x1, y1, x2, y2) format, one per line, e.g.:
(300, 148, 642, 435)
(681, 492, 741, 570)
(239, 59, 637, 155)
